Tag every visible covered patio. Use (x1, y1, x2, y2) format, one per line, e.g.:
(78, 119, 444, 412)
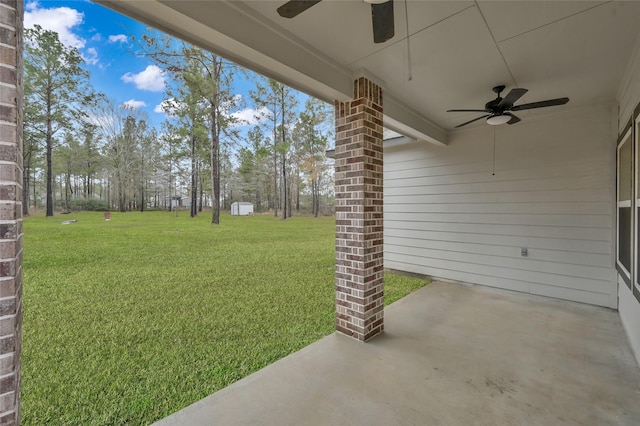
(3, 1, 640, 424)
(155, 281, 640, 425)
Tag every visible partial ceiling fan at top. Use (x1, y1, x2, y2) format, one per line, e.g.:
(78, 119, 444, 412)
(277, 0, 395, 44)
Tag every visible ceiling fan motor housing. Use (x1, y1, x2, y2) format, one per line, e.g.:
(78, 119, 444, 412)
(485, 98, 502, 112)
(486, 85, 506, 112)
(492, 85, 506, 94)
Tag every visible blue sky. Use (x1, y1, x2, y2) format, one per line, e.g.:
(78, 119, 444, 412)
(24, 0, 304, 132)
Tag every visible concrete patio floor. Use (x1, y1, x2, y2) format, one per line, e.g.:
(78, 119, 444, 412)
(155, 281, 640, 425)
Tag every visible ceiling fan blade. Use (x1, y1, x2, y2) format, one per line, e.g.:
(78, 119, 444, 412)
(506, 113, 521, 125)
(455, 115, 490, 128)
(372, 0, 394, 44)
(447, 109, 489, 113)
(498, 88, 528, 108)
(277, 0, 322, 18)
(511, 97, 569, 111)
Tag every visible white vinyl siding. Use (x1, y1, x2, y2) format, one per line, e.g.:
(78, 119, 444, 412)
(384, 104, 615, 307)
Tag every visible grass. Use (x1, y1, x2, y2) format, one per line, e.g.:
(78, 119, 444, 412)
(21, 211, 428, 425)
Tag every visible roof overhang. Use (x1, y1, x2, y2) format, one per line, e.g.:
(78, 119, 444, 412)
(97, 1, 640, 147)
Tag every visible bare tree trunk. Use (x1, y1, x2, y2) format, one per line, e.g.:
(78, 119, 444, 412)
(64, 171, 71, 211)
(117, 172, 126, 213)
(140, 152, 145, 212)
(191, 134, 197, 218)
(273, 146, 278, 217)
(296, 177, 300, 213)
(313, 180, 320, 217)
(46, 118, 54, 217)
(22, 165, 30, 216)
(282, 154, 287, 220)
(32, 173, 37, 211)
(140, 181, 145, 212)
(199, 166, 204, 212)
(288, 184, 292, 219)
(281, 90, 288, 219)
(211, 107, 220, 224)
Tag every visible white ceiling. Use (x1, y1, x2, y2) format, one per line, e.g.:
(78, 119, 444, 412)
(100, 0, 640, 144)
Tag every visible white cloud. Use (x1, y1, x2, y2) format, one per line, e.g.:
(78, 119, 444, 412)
(229, 106, 271, 127)
(91, 33, 103, 42)
(122, 99, 147, 110)
(121, 65, 166, 92)
(25, 1, 86, 48)
(153, 102, 165, 114)
(82, 47, 98, 65)
(85, 113, 115, 129)
(155, 99, 177, 116)
(108, 34, 128, 44)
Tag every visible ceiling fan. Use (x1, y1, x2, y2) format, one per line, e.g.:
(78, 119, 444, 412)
(447, 85, 569, 128)
(277, 0, 395, 44)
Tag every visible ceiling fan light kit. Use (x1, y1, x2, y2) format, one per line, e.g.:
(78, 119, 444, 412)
(447, 85, 570, 128)
(486, 115, 511, 126)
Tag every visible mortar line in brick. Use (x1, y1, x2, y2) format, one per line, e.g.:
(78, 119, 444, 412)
(0, 81, 17, 89)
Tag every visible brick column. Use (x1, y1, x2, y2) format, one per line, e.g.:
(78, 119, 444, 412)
(0, 0, 23, 424)
(334, 77, 384, 341)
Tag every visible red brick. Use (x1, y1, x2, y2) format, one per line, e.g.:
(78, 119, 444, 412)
(335, 77, 384, 342)
(0, 47, 16, 68)
(0, 0, 22, 420)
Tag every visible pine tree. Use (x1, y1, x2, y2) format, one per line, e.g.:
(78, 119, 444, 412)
(24, 25, 95, 216)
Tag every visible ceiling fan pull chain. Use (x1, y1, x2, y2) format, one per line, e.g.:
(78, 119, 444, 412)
(492, 126, 496, 176)
(404, 0, 412, 82)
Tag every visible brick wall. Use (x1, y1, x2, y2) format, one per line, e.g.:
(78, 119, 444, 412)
(0, 0, 23, 424)
(334, 77, 384, 341)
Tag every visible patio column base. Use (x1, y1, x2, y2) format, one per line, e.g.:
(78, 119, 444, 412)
(334, 77, 384, 342)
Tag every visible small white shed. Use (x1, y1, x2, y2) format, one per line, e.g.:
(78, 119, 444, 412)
(231, 202, 253, 216)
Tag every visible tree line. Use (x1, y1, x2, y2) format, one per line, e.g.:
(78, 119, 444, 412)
(23, 25, 335, 221)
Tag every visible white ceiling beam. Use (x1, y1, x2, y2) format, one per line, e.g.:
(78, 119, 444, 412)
(384, 95, 448, 146)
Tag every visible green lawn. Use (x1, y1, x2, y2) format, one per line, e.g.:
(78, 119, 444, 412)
(21, 211, 428, 425)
